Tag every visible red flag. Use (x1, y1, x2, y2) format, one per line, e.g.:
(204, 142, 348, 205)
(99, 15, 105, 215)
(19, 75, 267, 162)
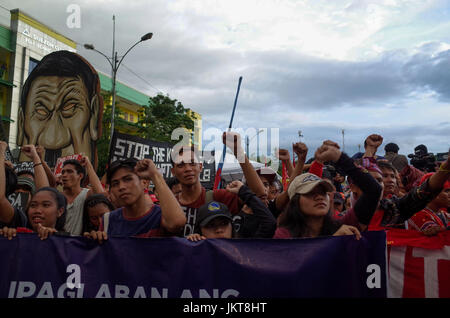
(282, 161, 288, 191)
(386, 229, 450, 298)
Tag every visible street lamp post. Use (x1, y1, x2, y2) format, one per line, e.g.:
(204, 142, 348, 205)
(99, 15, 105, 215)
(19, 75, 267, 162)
(84, 15, 153, 152)
(246, 129, 264, 161)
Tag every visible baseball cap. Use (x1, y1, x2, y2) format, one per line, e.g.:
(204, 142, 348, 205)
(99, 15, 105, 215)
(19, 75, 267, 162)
(17, 176, 35, 194)
(197, 201, 233, 228)
(287, 173, 335, 199)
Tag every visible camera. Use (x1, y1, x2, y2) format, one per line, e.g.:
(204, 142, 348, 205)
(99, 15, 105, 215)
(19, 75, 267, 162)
(407, 144, 436, 172)
(322, 164, 337, 181)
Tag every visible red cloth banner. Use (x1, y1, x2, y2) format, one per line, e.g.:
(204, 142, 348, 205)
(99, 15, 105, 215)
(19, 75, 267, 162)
(387, 229, 450, 298)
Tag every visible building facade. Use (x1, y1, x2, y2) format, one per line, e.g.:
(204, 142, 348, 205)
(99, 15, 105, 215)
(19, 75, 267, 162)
(0, 8, 202, 162)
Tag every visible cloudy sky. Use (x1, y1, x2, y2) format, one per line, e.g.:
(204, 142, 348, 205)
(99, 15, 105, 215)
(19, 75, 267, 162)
(2, 0, 450, 162)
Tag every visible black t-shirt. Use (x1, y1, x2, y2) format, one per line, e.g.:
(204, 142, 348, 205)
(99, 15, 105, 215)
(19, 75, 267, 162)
(0, 207, 27, 228)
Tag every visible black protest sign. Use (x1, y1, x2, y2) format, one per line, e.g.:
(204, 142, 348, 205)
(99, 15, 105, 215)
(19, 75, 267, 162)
(7, 192, 30, 211)
(110, 131, 216, 189)
(14, 162, 34, 176)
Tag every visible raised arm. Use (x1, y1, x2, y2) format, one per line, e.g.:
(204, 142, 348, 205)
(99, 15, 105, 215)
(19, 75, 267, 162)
(223, 131, 266, 198)
(396, 152, 450, 221)
(315, 140, 382, 231)
(80, 155, 105, 195)
(135, 159, 186, 233)
(21, 145, 49, 190)
(362, 134, 383, 161)
(277, 149, 294, 178)
(226, 180, 276, 238)
(0, 141, 15, 224)
(35, 146, 57, 187)
(274, 142, 309, 212)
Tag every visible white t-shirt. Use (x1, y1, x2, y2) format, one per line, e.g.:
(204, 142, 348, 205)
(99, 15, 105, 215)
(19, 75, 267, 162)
(63, 188, 90, 236)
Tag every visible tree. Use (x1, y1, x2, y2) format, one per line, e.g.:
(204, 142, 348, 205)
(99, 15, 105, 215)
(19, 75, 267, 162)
(137, 93, 195, 143)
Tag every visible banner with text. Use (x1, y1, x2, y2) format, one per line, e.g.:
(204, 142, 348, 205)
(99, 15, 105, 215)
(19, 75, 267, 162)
(0, 231, 386, 298)
(387, 229, 450, 298)
(109, 131, 215, 189)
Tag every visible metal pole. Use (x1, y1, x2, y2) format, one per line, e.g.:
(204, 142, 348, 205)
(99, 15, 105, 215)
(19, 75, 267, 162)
(246, 135, 249, 157)
(257, 132, 259, 162)
(109, 16, 117, 152)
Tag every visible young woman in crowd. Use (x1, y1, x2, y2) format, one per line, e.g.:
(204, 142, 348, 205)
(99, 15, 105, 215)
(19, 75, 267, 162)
(274, 140, 383, 239)
(0, 187, 67, 240)
(82, 193, 115, 233)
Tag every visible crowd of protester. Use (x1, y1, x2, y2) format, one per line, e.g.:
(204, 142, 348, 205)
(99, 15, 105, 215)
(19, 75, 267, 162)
(0, 132, 449, 245)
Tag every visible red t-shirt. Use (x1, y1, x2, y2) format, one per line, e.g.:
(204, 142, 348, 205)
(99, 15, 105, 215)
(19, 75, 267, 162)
(179, 187, 239, 237)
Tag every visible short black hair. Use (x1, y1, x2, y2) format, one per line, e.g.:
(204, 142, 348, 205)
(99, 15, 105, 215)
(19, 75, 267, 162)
(62, 159, 86, 185)
(170, 145, 200, 166)
(166, 176, 180, 190)
(29, 187, 67, 231)
(384, 143, 399, 153)
(377, 161, 397, 174)
(82, 193, 115, 232)
(106, 158, 138, 185)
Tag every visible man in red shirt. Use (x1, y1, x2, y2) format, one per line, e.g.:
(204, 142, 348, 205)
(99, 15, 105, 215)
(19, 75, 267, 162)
(171, 132, 266, 237)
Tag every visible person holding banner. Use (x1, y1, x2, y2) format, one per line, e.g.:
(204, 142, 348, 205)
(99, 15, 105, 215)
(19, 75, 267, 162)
(0, 142, 51, 228)
(170, 132, 266, 237)
(274, 140, 382, 239)
(0, 187, 68, 240)
(85, 158, 186, 241)
(186, 201, 235, 241)
(82, 193, 115, 233)
(0, 142, 24, 228)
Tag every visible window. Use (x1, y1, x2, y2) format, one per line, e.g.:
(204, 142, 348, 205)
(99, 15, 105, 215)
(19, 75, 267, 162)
(129, 114, 134, 122)
(29, 58, 39, 75)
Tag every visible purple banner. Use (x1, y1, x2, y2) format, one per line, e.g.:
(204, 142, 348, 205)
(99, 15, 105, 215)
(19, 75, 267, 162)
(0, 231, 386, 298)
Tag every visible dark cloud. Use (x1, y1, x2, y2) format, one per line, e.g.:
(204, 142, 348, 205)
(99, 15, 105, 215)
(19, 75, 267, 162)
(403, 49, 450, 102)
